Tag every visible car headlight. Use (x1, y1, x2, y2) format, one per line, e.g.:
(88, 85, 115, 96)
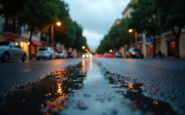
(82, 54, 85, 58)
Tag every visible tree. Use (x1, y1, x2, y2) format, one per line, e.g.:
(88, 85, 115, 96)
(1, 0, 89, 56)
(96, 18, 133, 53)
(18, 0, 60, 58)
(131, 0, 185, 58)
(0, 0, 29, 17)
(131, 0, 159, 58)
(156, 0, 185, 58)
(55, 17, 88, 51)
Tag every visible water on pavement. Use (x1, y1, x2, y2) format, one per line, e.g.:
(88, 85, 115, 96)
(0, 58, 177, 115)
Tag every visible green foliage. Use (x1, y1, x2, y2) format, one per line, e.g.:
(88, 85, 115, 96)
(55, 19, 88, 50)
(131, 0, 185, 57)
(155, 0, 185, 29)
(130, 0, 159, 33)
(96, 18, 134, 53)
(18, 0, 59, 30)
(0, 0, 89, 51)
(0, 0, 28, 17)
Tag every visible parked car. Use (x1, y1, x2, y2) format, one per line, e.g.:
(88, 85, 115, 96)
(36, 47, 57, 60)
(56, 50, 66, 58)
(104, 53, 115, 58)
(115, 52, 123, 58)
(0, 41, 27, 62)
(82, 53, 89, 58)
(126, 48, 143, 59)
(67, 52, 73, 58)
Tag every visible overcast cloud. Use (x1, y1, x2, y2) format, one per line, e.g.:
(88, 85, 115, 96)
(64, 0, 130, 51)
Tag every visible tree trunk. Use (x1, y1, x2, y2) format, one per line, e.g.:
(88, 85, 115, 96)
(172, 26, 182, 58)
(152, 33, 156, 58)
(29, 29, 33, 59)
(176, 37, 180, 58)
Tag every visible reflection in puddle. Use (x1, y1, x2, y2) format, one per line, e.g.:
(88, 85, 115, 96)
(82, 59, 86, 75)
(104, 70, 178, 115)
(0, 63, 87, 115)
(127, 83, 134, 90)
(57, 83, 63, 95)
(89, 55, 93, 69)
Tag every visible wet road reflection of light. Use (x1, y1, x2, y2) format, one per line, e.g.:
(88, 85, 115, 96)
(104, 71, 178, 115)
(57, 82, 63, 95)
(82, 59, 86, 74)
(0, 63, 86, 115)
(53, 69, 68, 78)
(89, 55, 93, 70)
(42, 82, 67, 114)
(152, 100, 159, 105)
(127, 83, 134, 90)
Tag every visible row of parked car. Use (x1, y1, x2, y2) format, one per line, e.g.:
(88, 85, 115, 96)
(104, 48, 144, 59)
(0, 41, 76, 62)
(0, 41, 26, 62)
(36, 47, 74, 60)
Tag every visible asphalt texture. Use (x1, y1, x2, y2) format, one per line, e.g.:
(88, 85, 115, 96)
(0, 58, 82, 97)
(95, 58, 185, 115)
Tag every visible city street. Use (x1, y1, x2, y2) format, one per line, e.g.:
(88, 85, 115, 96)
(0, 57, 185, 115)
(1, 0, 185, 115)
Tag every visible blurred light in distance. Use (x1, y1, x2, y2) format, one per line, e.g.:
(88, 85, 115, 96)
(82, 45, 86, 50)
(15, 42, 18, 46)
(128, 29, 133, 33)
(109, 49, 113, 53)
(56, 21, 62, 26)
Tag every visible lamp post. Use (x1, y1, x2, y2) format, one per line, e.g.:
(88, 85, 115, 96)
(109, 49, 113, 53)
(82, 45, 86, 50)
(128, 28, 138, 48)
(51, 21, 62, 48)
(128, 28, 138, 43)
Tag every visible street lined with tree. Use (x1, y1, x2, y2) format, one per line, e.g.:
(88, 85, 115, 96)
(0, 0, 89, 58)
(97, 0, 185, 58)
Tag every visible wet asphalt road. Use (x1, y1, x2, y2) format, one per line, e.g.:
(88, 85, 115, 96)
(0, 59, 82, 96)
(0, 57, 185, 115)
(95, 58, 185, 114)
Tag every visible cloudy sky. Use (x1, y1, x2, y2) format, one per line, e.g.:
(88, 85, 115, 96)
(64, 0, 130, 51)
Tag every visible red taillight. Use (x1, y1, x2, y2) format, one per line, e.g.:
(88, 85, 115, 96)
(132, 52, 135, 55)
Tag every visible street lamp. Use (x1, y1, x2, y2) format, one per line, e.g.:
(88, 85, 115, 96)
(51, 21, 62, 48)
(82, 45, 86, 50)
(56, 21, 62, 26)
(128, 28, 138, 46)
(128, 29, 133, 33)
(109, 49, 113, 53)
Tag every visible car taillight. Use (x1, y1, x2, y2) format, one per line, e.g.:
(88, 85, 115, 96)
(132, 52, 135, 55)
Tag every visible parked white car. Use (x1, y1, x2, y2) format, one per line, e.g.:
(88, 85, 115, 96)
(36, 47, 57, 60)
(56, 50, 66, 58)
(0, 41, 27, 62)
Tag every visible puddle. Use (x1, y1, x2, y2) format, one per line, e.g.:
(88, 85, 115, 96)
(103, 70, 178, 115)
(0, 63, 87, 115)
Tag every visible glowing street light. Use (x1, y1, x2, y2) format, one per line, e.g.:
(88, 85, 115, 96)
(109, 49, 113, 53)
(128, 28, 138, 45)
(128, 28, 133, 33)
(51, 21, 62, 47)
(82, 45, 86, 50)
(56, 21, 62, 26)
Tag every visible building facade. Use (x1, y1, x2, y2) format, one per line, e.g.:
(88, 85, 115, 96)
(0, 16, 47, 58)
(160, 30, 185, 58)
